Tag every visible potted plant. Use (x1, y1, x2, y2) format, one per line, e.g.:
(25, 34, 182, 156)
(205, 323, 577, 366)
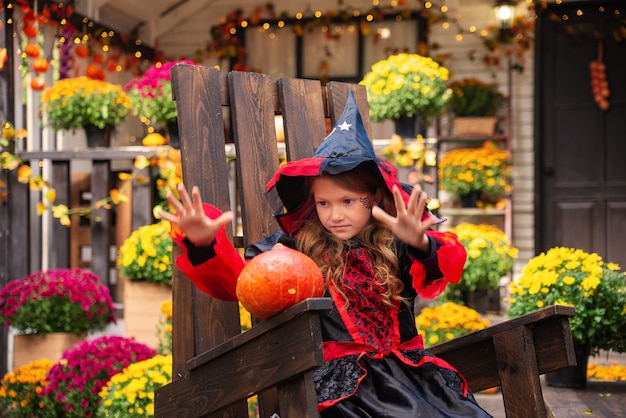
(415, 302, 490, 347)
(40, 77, 132, 146)
(437, 140, 512, 205)
(447, 77, 506, 136)
(0, 268, 117, 368)
(441, 223, 518, 313)
(38, 335, 156, 418)
(117, 220, 173, 286)
(359, 53, 451, 137)
(381, 134, 437, 186)
(0, 268, 116, 336)
(125, 60, 197, 147)
(98, 354, 172, 417)
(117, 220, 173, 347)
(508, 247, 626, 388)
(0, 359, 56, 417)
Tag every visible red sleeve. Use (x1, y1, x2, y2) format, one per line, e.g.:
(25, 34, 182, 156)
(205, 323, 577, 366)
(410, 230, 467, 299)
(170, 204, 243, 301)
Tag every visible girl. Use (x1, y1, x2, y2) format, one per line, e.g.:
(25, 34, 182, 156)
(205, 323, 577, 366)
(160, 93, 492, 417)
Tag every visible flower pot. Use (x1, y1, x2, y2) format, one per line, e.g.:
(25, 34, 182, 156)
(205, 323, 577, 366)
(462, 290, 491, 314)
(12, 333, 84, 370)
(123, 280, 172, 349)
(453, 117, 498, 137)
(167, 119, 180, 149)
(460, 191, 481, 208)
(393, 115, 422, 139)
(84, 124, 112, 147)
(545, 343, 590, 388)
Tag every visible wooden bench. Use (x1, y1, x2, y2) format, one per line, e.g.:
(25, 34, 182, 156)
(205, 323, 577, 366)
(154, 64, 577, 418)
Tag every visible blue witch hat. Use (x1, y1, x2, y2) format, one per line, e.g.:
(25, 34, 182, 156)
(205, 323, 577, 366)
(265, 89, 444, 234)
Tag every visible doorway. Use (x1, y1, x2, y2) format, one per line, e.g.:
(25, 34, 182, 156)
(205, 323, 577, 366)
(536, 1, 626, 267)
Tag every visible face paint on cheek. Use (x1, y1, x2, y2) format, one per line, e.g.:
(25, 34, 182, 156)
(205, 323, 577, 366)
(360, 197, 372, 209)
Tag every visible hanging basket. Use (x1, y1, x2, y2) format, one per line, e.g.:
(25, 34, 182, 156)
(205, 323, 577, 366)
(453, 117, 498, 137)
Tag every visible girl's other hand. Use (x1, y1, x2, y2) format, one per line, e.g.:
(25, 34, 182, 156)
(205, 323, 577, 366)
(371, 185, 435, 252)
(158, 183, 233, 246)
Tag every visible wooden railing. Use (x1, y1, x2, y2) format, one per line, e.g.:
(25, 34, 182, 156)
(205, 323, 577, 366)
(0, 146, 168, 299)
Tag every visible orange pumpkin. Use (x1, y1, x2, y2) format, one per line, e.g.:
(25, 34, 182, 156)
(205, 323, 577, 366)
(30, 78, 45, 91)
(23, 24, 38, 38)
(236, 243, 324, 319)
(24, 43, 40, 58)
(32, 57, 49, 73)
(86, 64, 105, 80)
(75, 44, 89, 58)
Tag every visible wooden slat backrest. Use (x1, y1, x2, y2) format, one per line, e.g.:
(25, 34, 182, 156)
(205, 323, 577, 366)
(155, 64, 365, 417)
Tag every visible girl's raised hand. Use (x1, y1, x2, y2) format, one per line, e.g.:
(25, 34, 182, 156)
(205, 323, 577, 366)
(158, 183, 233, 246)
(371, 184, 436, 252)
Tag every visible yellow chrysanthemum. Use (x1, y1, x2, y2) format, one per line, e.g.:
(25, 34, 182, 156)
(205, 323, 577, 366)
(118, 221, 173, 285)
(360, 53, 451, 122)
(509, 247, 626, 353)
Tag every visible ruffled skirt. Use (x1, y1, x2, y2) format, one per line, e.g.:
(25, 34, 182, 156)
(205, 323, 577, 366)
(316, 350, 492, 418)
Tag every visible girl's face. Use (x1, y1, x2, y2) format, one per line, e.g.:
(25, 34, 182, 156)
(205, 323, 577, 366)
(311, 175, 374, 241)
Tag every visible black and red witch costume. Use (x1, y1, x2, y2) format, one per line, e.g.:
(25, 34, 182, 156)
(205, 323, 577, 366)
(171, 93, 492, 417)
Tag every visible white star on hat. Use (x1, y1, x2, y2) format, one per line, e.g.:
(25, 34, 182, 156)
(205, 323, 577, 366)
(338, 121, 352, 131)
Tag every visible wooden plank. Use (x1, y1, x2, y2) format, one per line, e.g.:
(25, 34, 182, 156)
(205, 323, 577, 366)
(164, 64, 248, 418)
(430, 305, 575, 355)
(131, 165, 154, 231)
(429, 305, 576, 392)
(326, 82, 372, 137)
(49, 161, 71, 269)
(228, 71, 281, 247)
(277, 372, 319, 417)
(90, 160, 112, 289)
(7, 168, 30, 279)
(494, 327, 546, 418)
(277, 77, 326, 159)
(20, 147, 169, 161)
(155, 303, 330, 417)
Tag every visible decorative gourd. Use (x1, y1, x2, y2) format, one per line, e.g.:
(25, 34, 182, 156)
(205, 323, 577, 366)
(32, 57, 49, 73)
(75, 44, 89, 58)
(30, 78, 45, 91)
(142, 132, 167, 146)
(24, 43, 40, 58)
(236, 243, 324, 319)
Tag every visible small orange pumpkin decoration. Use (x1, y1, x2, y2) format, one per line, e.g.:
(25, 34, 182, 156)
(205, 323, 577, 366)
(75, 44, 89, 58)
(237, 243, 324, 319)
(29, 78, 45, 91)
(24, 43, 40, 58)
(32, 57, 49, 73)
(86, 64, 105, 80)
(22, 24, 38, 38)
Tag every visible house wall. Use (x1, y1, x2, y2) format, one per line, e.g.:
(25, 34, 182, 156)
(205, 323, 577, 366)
(428, 0, 536, 277)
